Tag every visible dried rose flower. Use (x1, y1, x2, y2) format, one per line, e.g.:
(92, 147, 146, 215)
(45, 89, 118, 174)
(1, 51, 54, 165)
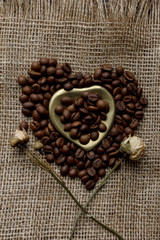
(120, 135, 145, 161)
(34, 141, 43, 150)
(10, 129, 29, 147)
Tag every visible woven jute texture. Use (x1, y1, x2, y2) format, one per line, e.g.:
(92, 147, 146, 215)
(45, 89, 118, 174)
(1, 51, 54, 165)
(0, 0, 160, 239)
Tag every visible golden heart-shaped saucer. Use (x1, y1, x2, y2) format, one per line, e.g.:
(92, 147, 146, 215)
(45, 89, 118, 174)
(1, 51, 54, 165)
(49, 86, 115, 151)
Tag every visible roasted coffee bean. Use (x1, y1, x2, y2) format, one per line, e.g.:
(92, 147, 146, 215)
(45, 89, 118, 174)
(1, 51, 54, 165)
(34, 130, 44, 139)
(93, 159, 103, 169)
(61, 96, 73, 105)
(40, 58, 49, 65)
(126, 107, 135, 115)
(22, 107, 32, 116)
(140, 97, 148, 106)
(94, 68, 102, 79)
(88, 93, 99, 102)
(55, 137, 65, 147)
(86, 151, 95, 160)
(85, 180, 96, 190)
(127, 83, 136, 94)
(109, 158, 115, 166)
(132, 96, 138, 103)
(102, 63, 113, 72)
(32, 109, 41, 120)
(135, 102, 143, 110)
(106, 147, 116, 154)
(115, 115, 123, 124)
(101, 139, 110, 149)
(107, 135, 113, 143)
(97, 168, 106, 177)
(109, 127, 120, 136)
(19, 121, 28, 131)
(87, 167, 96, 177)
(60, 115, 65, 123)
(44, 127, 50, 136)
(42, 99, 49, 109)
(48, 58, 57, 67)
(68, 168, 78, 178)
(75, 148, 84, 159)
(96, 146, 104, 154)
(41, 84, 50, 92)
(62, 63, 71, 73)
(81, 175, 90, 184)
(122, 114, 132, 122)
(63, 109, 71, 120)
(43, 92, 51, 100)
(64, 82, 73, 91)
(101, 154, 109, 162)
(50, 132, 59, 141)
(30, 121, 40, 131)
(98, 123, 107, 132)
(50, 85, 55, 94)
(32, 83, 41, 93)
(79, 124, 89, 132)
(46, 66, 56, 76)
(78, 169, 87, 178)
(79, 134, 90, 144)
(70, 128, 79, 138)
(53, 147, 60, 157)
(41, 136, 50, 145)
(66, 156, 75, 165)
(28, 70, 41, 79)
(64, 123, 72, 131)
(76, 160, 85, 169)
(22, 85, 32, 95)
(112, 80, 120, 87)
(19, 94, 29, 103)
(116, 66, 124, 75)
(81, 91, 89, 99)
(71, 79, 78, 87)
(23, 101, 35, 109)
(114, 135, 122, 143)
(36, 105, 48, 116)
(124, 71, 135, 81)
(29, 93, 39, 103)
(135, 111, 144, 119)
(74, 97, 84, 107)
(125, 127, 134, 135)
(102, 72, 111, 79)
(43, 145, 53, 153)
(60, 165, 69, 176)
(18, 75, 27, 86)
(37, 93, 44, 102)
(96, 100, 106, 111)
(126, 103, 135, 110)
(72, 112, 81, 121)
(67, 104, 76, 113)
(47, 122, 54, 132)
(121, 87, 128, 96)
(78, 79, 85, 88)
(113, 87, 121, 96)
(38, 77, 47, 85)
(55, 156, 66, 165)
(55, 105, 64, 115)
(40, 65, 47, 74)
(136, 87, 142, 97)
(27, 77, 35, 86)
(47, 76, 55, 85)
(61, 145, 70, 155)
(56, 69, 64, 77)
(109, 149, 120, 157)
(104, 84, 113, 92)
(116, 101, 125, 111)
(71, 121, 82, 128)
(129, 118, 139, 129)
(46, 154, 55, 162)
(123, 95, 132, 103)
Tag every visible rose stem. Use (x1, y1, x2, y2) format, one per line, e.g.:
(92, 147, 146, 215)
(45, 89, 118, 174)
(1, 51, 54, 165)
(69, 158, 123, 240)
(20, 146, 125, 240)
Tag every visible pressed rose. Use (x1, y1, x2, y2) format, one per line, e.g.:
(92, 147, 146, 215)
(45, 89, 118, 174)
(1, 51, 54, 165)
(10, 129, 29, 147)
(120, 135, 145, 161)
(34, 141, 43, 150)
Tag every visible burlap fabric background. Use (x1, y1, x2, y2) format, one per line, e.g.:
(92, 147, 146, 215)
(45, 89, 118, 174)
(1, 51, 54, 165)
(0, 0, 160, 239)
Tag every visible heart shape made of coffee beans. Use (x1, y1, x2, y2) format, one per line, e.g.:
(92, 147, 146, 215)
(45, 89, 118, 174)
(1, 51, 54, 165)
(49, 86, 115, 151)
(18, 58, 148, 190)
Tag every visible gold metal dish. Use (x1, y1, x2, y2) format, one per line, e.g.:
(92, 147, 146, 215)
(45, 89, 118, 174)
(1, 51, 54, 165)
(49, 86, 115, 151)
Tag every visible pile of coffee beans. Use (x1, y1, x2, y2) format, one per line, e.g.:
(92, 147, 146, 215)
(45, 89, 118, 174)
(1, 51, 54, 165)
(55, 92, 109, 144)
(18, 58, 148, 190)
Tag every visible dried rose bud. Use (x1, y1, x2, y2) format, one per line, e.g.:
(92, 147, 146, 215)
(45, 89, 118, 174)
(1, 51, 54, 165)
(34, 141, 43, 150)
(10, 129, 29, 147)
(120, 135, 145, 161)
